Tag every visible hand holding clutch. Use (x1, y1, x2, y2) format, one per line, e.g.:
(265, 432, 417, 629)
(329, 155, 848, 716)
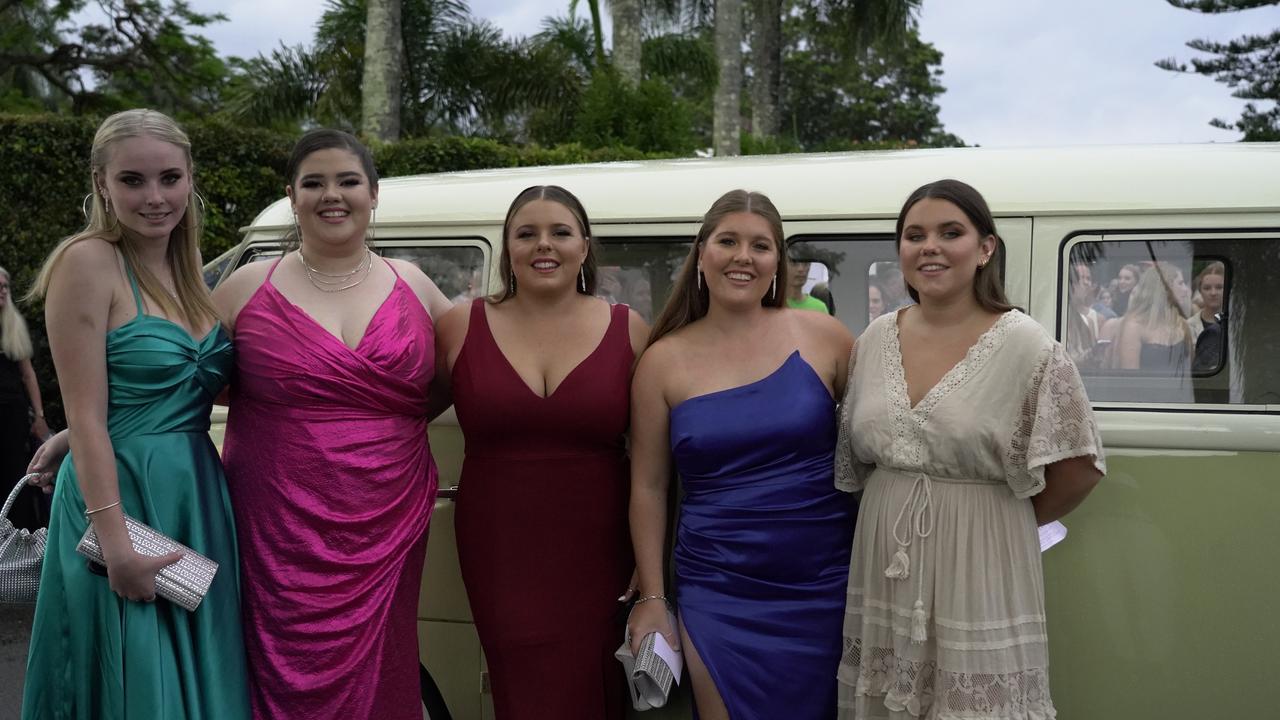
(615, 607, 683, 711)
(76, 515, 218, 612)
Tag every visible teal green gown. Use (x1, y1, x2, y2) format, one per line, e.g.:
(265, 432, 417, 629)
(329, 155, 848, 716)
(22, 267, 250, 720)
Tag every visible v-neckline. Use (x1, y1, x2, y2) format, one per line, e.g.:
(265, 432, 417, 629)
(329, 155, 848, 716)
(889, 308, 1015, 414)
(267, 277, 401, 353)
(481, 302, 615, 400)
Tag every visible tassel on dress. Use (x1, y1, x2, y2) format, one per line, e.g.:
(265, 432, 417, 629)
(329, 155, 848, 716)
(910, 599, 928, 643)
(885, 545, 911, 579)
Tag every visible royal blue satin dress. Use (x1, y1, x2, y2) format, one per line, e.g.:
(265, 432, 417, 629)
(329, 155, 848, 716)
(670, 351, 856, 719)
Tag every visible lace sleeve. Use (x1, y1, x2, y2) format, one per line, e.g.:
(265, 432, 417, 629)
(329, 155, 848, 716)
(1006, 342, 1106, 499)
(835, 341, 872, 493)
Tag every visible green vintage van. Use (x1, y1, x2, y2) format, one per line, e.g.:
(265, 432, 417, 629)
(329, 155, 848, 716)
(208, 143, 1280, 720)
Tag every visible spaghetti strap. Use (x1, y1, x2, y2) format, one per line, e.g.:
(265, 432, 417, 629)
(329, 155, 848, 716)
(383, 254, 401, 279)
(119, 250, 145, 317)
(265, 255, 286, 282)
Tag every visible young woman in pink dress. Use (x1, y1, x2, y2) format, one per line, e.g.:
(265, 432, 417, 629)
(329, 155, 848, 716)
(213, 130, 452, 719)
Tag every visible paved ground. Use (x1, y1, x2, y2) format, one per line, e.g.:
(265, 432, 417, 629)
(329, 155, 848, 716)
(0, 604, 32, 720)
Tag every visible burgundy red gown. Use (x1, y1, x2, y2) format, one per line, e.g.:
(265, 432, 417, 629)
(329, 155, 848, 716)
(222, 258, 438, 720)
(452, 299, 633, 720)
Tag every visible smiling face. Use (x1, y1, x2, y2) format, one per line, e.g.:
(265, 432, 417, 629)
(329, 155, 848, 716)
(898, 198, 995, 305)
(506, 199, 589, 296)
(1117, 267, 1138, 293)
(698, 211, 780, 307)
(1198, 270, 1225, 314)
(97, 135, 191, 243)
(287, 148, 378, 249)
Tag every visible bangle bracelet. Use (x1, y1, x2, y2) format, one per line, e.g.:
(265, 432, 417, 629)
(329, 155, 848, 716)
(634, 594, 668, 606)
(84, 501, 121, 517)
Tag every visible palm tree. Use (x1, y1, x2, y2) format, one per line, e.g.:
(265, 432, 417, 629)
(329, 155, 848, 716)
(362, 0, 402, 141)
(713, 0, 743, 155)
(750, 0, 923, 142)
(612, 0, 644, 84)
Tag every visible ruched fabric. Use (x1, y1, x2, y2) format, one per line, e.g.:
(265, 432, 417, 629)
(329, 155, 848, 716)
(222, 260, 438, 720)
(23, 267, 249, 720)
(670, 351, 855, 720)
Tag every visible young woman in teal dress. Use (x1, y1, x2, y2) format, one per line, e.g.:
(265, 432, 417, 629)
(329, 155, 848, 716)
(22, 109, 250, 720)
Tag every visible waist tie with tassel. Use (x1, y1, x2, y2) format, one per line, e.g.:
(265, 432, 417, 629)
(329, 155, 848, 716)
(884, 472, 934, 644)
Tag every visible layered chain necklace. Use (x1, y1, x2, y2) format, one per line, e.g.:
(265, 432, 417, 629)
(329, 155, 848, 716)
(298, 248, 372, 292)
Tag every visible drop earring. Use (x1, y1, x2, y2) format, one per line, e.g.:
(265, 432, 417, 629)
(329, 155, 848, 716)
(696, 264, 703, 292)
(771, 275, 777, 300)
(579, 265, 587, 293)
(509, 270, 516, 296)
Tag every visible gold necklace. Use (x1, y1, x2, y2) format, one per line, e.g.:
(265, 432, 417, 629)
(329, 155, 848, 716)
(298, 249, 372, 293)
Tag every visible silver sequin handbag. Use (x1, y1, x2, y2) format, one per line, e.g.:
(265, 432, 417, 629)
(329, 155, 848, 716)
(76, 512, 218, 612)
(0, 475, 48, 603)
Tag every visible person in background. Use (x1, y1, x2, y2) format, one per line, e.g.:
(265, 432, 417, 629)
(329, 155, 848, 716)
(1111, 263, 1141, 316)
(0, 264, 50, 530)
(1092, 284, 1117, 320)
(212, 128, 451, 720)
(21, 108, 250, 720)
(1066, 261, 1102, 368)
(1186, 261, 1225, 341)
(867, 279, 887, 323)
(835, 179, 1103, 719)
(629, 189, 855, 720)
(786, 259, 829, 312)
(435, 185, 648, 719)
(1108, 263, 1194, 373)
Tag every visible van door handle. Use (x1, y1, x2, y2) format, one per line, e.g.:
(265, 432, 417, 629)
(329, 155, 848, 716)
(437, 485, 459, 501)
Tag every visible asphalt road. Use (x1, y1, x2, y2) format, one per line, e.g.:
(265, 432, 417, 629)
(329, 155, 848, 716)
(0, 604, 32, 720)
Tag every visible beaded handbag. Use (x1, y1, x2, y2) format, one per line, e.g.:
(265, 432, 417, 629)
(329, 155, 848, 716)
(76, 512, 218, 612)
(0, 475, 48, 603)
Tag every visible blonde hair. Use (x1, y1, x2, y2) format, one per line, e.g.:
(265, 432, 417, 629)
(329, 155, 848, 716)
(0, 266, 33, 361)
(27, 109, 218, 328)
(1123, 262, 1194, 353)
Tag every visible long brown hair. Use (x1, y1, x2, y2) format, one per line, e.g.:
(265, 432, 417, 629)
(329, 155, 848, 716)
(648, 190, 788, 346)
(28, 109, 218, 328)
(894, 179, 1016, 314)
(490, 185, 599, 303)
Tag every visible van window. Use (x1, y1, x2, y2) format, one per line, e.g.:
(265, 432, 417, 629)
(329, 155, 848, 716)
(595, 240, 696, 322)
(381, 245, 487, 304)
(787, 236, 908, 335)
(1064, 236, 1280, 406)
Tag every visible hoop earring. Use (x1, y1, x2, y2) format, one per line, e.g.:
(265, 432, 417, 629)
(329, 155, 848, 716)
(579, 265, 587, 293)
(194, 191, 207, 215)
(696, 264, 703, 292)
(81, 193, 93, 220)
(771, 275, 777, 300)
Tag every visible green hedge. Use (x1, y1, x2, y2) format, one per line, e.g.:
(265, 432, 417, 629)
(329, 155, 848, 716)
(0, 114, 670, 425)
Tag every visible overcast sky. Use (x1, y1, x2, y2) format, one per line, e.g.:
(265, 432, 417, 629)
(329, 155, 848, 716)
(182, 0, 1278, 146)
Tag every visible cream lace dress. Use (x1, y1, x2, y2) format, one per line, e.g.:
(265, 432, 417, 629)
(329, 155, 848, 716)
(835, 309, 1105, 720)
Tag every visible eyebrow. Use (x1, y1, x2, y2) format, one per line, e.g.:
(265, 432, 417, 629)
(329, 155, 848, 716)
(903, 220, 967, 231)
(116, 167, 184, 176)
(299, 171, 363, 181)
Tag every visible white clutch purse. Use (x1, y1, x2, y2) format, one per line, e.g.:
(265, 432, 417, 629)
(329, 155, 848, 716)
(615, 608, 683, 711)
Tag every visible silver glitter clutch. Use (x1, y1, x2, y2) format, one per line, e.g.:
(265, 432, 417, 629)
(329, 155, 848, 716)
(76, 514, 218, 612)
(0, 476, 47, 604)
(615, 608, 682, 711)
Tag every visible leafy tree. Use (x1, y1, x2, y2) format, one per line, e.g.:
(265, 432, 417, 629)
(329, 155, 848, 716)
(0, 0, 229, 116)
(779, 7, 961, 149)
(1157, 0, 1280, 140)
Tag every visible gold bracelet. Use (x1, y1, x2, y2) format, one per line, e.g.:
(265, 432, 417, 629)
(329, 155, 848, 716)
(633, 594, 669, 606)
(84, 501, 121, 517)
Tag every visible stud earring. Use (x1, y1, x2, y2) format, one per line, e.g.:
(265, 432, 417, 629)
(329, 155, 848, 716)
(579, 265, 587, 293)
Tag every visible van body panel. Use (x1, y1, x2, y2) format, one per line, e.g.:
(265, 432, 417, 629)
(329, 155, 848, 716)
(211, 144, 1278, 719)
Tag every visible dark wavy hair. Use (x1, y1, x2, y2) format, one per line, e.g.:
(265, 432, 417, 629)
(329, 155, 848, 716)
(648, 189, 788, 346)
(491, 185, 599, 303)
(894, 179, 1015, 314)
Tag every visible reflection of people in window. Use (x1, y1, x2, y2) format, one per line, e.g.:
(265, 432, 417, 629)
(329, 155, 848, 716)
(1109, 263, 1194, 372)
(1066, 263, 1102, 367)
(867, 280, 886, 323)
(1111, 263, 1141, 316)
(785, 260, 828, 312)
(1186, 261, 1224, 341)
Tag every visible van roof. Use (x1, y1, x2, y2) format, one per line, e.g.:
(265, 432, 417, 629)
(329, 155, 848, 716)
(247, 143, 1280, 230)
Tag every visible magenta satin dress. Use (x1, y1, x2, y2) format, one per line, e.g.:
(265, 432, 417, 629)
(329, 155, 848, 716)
(222, 258, 438, 720)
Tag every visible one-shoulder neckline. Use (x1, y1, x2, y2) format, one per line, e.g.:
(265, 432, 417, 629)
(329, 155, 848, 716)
(671, 350, 830, 415)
